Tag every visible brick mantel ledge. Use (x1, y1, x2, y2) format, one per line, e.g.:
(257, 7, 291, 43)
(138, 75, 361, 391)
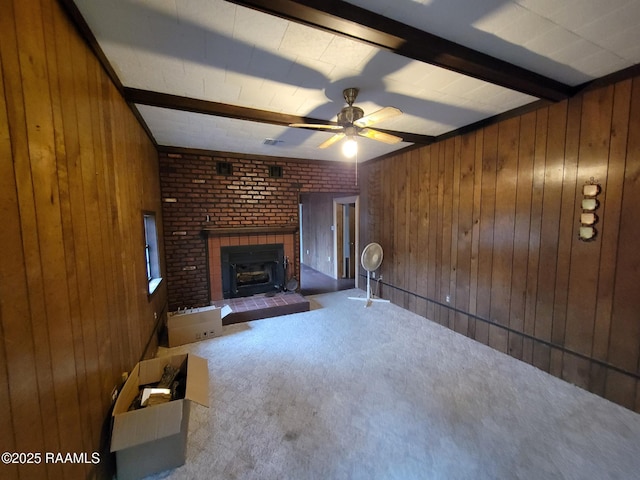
(202, 224, 298, 237)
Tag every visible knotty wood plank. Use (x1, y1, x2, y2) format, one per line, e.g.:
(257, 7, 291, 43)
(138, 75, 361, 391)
(50, 4, 97, 453)
(415, 147, 431, 316)
(36, 1, 86, 473)
(381, 156, 394, 301)
(69, 26, 108, 438)
(533, 101, 568, 372)
(522, 107, 547, 366)
(468, 131, 483, 339)
(454, 132, 476, 336)
(0, 24, 45, 477)
(547, 97, 581, 377)
(508, 111, 536, 360)
(96, 60, 129, 379)
(408, 149, 420, 314)
(426, 144, 439, 321)
(4, 2, 62, 476)
(488, 117, 519, 353)
(434, 141, 447, 325)
(449, 136, 461, 332)
(85, 53, 119, 395)
(440, 138, 454, 327)
(475, 124, 498, 345)
(398, 152, 410, 309)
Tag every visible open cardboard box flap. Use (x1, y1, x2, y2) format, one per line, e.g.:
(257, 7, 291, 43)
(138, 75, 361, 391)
(111, 399, 184, 451)
(110, 353, 209, 452)
(167, 305, 232, 329)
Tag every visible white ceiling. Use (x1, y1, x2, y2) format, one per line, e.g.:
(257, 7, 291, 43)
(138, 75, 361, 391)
(73, 0, 640, 162)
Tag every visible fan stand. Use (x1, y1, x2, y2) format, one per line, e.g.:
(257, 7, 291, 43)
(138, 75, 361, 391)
(349, 270, 390, 307)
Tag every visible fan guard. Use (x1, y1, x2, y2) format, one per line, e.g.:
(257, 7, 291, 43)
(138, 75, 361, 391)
(361, 242, 383, 272)
(349, 242, 390, 307)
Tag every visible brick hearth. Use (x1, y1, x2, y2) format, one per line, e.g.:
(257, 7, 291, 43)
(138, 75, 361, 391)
(212, 292, 310, 325)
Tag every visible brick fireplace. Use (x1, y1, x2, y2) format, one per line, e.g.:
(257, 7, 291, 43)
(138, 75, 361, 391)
(159, 151, 358, 310)
(205, 226, 297, 301)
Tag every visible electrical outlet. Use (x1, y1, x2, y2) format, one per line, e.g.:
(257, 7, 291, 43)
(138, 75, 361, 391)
(445, 295, 451, 303)
(372, 271, 376, 279)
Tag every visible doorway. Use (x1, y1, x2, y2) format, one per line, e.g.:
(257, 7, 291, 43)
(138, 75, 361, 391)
(333, 195, 359, 288)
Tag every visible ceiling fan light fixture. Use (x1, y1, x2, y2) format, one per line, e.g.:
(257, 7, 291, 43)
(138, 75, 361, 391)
(342, 137, 358, 158)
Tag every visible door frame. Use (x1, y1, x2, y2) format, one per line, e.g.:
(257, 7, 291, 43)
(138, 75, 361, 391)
(333, 195, 359, 288)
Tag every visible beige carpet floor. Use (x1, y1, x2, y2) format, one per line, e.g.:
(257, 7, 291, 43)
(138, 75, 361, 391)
(149, 289, 640, 480)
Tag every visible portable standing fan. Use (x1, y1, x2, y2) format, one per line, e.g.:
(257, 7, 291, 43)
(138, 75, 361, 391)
(349, 242, 390, 307)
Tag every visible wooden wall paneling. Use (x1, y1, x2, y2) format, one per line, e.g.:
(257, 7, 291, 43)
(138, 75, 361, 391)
(382, 156, 394, 302)
(449, 137, 461, 330)
(64, 17, 108, 446)
(468, 131, 483, 338)
(399, 153, 410, 308)
(488, 117, 519, 353)
(96, 59, 129, 376)
(522, 108, 547, 366)
(74, 29, 115, 427)
(0, 29, 45, 478)
(38, 2, 89, 474)
(454, 133, 475, 336)
(548, 97, 581, 378)
(49, 3, 96, 454)
(590, 80, 631, 395)
(475, 124, 498, 345)
(508, 111, 536, 360)
(533, 101, 567, 373)
(605, 77, 640, 409)
(104, 68, 134, 368)
(0, 78, 18, 477)
(87, 46, 121, 409)
(408, 150, 421, 314)
(440, 138, 454, 328)
(6, 2, 64, 477)
(360, 162, 372, 248)
(390, 154, 403, 306)
(404, 152, 412, 310)
(426, 143, 439, 321)
(3, 2, 168, 477)
(366, 162, 377, 250)
(434, 141, 447, 324)
(563, 87, 613, 388)
(415, 147, 431, 316)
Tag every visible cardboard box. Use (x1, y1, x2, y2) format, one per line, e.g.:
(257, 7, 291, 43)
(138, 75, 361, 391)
(110, 353, 209, 480)
(167, 305, 232, 347)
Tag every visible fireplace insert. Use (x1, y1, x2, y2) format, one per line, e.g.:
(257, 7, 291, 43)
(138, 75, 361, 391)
(220, 243, 285, 298)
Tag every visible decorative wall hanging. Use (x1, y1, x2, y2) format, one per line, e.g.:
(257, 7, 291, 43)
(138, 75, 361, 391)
(578, 177, 601, 242)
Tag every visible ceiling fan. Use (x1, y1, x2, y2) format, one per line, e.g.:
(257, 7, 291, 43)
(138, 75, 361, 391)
(289, 88, 403, 151)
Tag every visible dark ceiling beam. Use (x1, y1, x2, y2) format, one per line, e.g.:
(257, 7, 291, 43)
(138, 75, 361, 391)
(124, 88, 435, 144)
(225, 0, 575, 102)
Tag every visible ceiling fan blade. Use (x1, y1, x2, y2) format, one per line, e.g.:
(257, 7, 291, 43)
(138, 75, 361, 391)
(353, 106, 402, 128)
(289, 123, 343, 130)
(358, 128, 403, 144)
(318, 133, 345, 149)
